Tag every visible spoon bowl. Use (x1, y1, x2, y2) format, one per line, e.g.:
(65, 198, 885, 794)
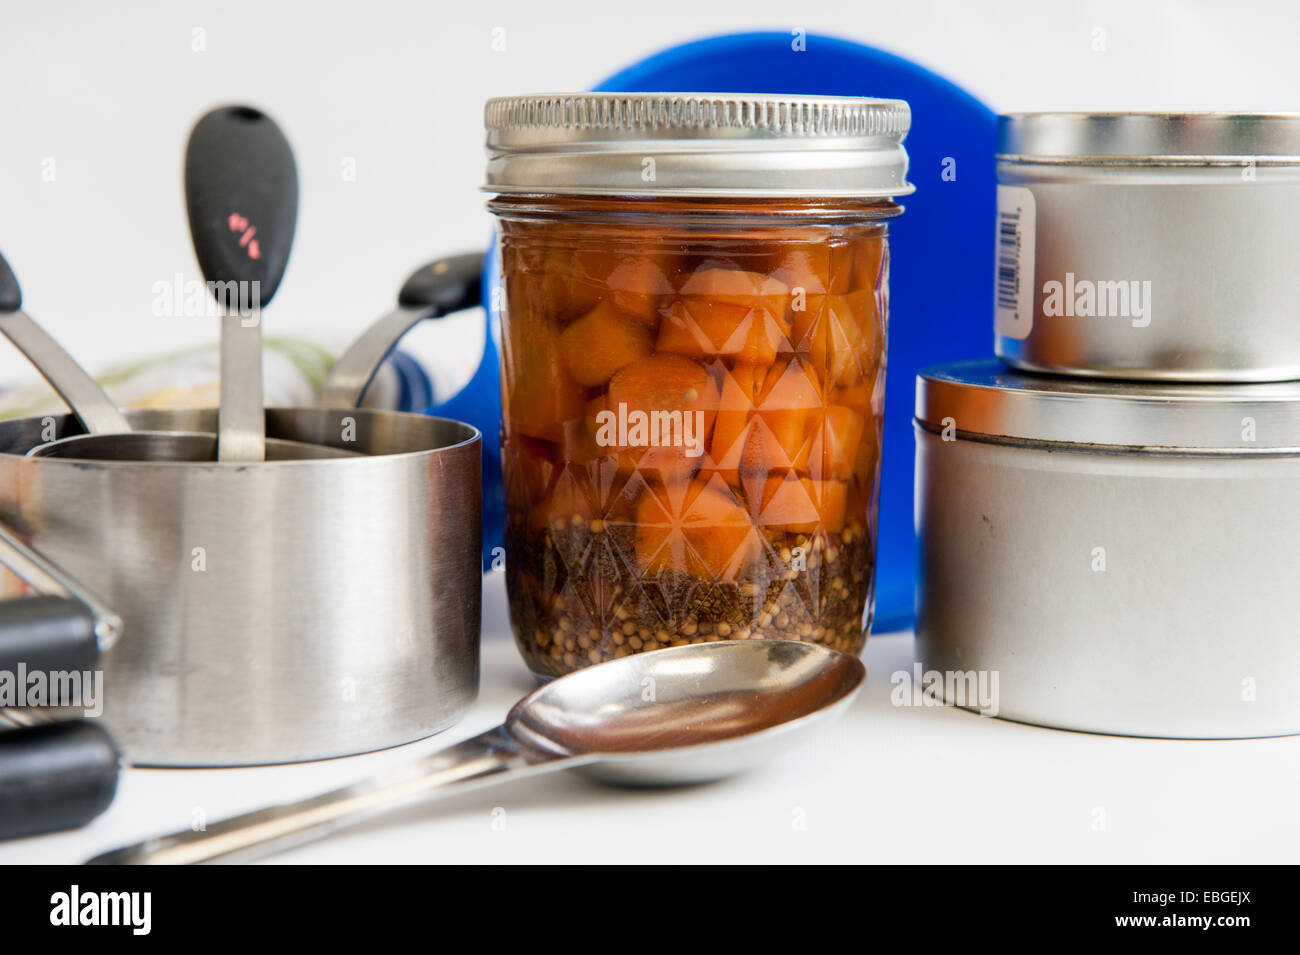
(507, 639, 865, 786)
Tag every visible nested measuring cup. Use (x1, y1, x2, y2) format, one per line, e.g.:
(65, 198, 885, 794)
(484, 93, 913, 677)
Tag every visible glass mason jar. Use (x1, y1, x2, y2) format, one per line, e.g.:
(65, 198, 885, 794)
(484, 93, 912, 677)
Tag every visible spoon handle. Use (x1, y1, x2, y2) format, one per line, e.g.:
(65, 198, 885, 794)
(0, 311, 131, 435)
(184, 105, 298, 462)
(86, 727, 574, 865)
(317, 253, 483, 410)
(217, 308, 264, 461)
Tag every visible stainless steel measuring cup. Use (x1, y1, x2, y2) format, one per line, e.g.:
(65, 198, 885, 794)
(0, 406, 482, 766)
(0, 263, 485, 765)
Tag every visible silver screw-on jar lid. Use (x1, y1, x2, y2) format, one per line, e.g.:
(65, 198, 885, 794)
(917, 360, 1300, 452)
(484, 92, 913, 198)
(999, 111, 1300, 165)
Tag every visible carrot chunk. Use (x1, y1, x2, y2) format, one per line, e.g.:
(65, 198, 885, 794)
(793, 295, 867, 389)
(502, 290, 586, 442)
(635, 474, 762, 580)
(558, 300, 653, 387)
(506, 434, 559, 511)
(768, 243, 853, 296)
(754, 473, 821, 532)
(846, 289, 885, 382)
(606, 253, 678, 324)
(529, 463, 598, 530)
(831, 383, 873, 420)
(799, 405, 866, 481)
(606, 354, 712, 439)
(679, 266, 790, 315)
(747, 356, 823, 470)
(813, 479, 849, 533)
(752, 474, 849, 534)
(850, 235, 886, 292)
(560, 393, 611, 464)
(656, 299, 787, 366)
(705, 363, 760, 479)
(605, 355, 713, 483)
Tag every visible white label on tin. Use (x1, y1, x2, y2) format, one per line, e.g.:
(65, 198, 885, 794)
(994, 185, 1036, 339)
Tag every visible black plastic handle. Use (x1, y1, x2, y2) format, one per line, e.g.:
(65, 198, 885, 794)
(0, 720, 119, 840)
(0, 248, 21, 313)
(0, 595, 98, 675)
(397, 253, 484, 314)
(184, 105, 299, 307)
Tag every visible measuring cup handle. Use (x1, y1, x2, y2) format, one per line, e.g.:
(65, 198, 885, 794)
(0, 246, 131, 436)
(318, 252, 484, 410)
(0, 521, 121, 652)
(0, 248, 22, 312)
(0, 594, 98, 675)
(0, 720, 120, 841)
(0, 525, 123, 842)
(88, 725, 571, 864)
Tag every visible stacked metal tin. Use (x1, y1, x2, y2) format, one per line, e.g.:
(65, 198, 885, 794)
(914, 113, 1300, 738)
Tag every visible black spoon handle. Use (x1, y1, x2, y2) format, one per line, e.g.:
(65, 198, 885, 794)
(0, 248, 21, 313)
(186, 104, 298, 462)
(184, 105, 298, 306)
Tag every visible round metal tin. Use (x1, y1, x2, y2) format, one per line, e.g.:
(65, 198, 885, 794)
(917, 359, 1300, 451)
(994, 112, 1300, 382)
(914, 360, 1300, 738)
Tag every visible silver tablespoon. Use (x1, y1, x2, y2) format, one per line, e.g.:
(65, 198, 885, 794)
(88, 639, 865, 864)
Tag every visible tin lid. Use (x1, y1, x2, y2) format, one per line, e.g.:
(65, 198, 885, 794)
(999, 112, 1300, 165)
(484, 93, 914, 198)
(916, 360, 1300, 452)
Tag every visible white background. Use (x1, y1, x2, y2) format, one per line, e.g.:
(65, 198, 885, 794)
(3, 2, 1299, 864)
(1, 0, 1296, 383)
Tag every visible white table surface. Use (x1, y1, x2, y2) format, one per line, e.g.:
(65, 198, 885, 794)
(5, 570, 1298, 865)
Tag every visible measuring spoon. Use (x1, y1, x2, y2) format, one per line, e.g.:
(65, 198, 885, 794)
(185, 105, 298, 461)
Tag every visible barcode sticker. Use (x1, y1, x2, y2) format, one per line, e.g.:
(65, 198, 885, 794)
(994, 185, 1036, 340)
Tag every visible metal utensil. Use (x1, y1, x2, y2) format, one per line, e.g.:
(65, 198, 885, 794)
(0, 405, 482, 766)
(0, 527, 124, 840)
(0, 254, 490, 766)
(319, 254, 483, 409)
(33, 247, 481, 461)
(19, 107, 355, 463)
(2, 249, 349, 461)
(35, 253, 483, 461)
(0, 248, 130, 435)
(88, 639, 864, 864)
(187, 105, 298, 461)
